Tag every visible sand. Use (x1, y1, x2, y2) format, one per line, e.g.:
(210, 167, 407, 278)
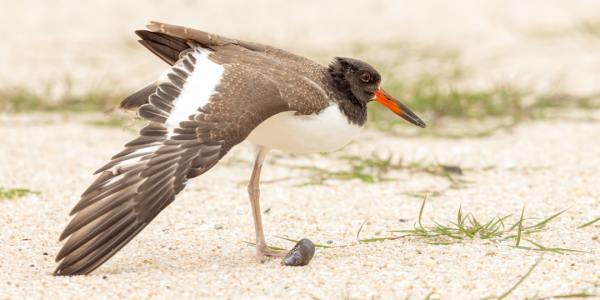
(1, 0, 599, 299)
(0, 113, 599, 299)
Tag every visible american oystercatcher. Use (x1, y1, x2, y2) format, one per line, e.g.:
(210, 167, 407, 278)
(54, 21, 426, 275)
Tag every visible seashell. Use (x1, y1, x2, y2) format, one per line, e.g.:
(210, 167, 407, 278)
(281, 238, 315, 266)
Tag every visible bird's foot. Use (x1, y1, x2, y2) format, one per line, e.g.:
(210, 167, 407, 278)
(256, 244, 286, 262)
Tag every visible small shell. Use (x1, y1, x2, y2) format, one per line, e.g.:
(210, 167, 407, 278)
(281, 238, 315, 266)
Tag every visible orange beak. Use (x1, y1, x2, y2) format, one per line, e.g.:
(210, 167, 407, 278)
(374, 88, 426, 128)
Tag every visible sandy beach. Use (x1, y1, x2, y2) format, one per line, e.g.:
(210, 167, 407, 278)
(1, 113, 599, 299)
(1, 0, 599, 299)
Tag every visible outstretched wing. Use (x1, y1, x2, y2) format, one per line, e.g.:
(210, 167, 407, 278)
(120, 20, 326, 111)
(54, 46, 289, 276)
(121, 25, 331, 115)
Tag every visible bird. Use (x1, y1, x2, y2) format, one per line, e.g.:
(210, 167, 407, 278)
(54, 21, 426, 276)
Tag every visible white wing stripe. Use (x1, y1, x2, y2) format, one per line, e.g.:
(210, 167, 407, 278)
(166, 48, 224, 137)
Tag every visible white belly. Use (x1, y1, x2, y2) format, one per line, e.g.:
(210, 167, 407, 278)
(247, 104, 363, 154)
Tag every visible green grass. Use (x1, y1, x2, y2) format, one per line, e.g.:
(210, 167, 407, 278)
(367, 79, 526, 137)
(277, 153, 395, 185)
(387, 198, 582, 253)
(243, 198, 596, 299)
(242, 241, 286, 251)
(368, 66, 600, 137)
(0, 86, 147, 130)
(3, 65, 599, 140)
(279, 152, 471, 187)
(0, 187, 39, 200)
(578, 216, 600, 228)
(3, 63, 598, 139)
(484, 255, 599, 299)
(0, 87, 124, 113)
(515, 208, 525, 247)
(271, 196, 580, 251)
(369, 86, 599, 138)
(542, 292, 599, 299)
(492, 256, 543, 300)
(388, 77, 524, 119)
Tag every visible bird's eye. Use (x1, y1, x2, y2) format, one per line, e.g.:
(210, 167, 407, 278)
(360, 72, 371, 83)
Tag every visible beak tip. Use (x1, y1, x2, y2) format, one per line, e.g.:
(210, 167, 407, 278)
(407, 115, 427, 128)
(413, 121, 426, 128)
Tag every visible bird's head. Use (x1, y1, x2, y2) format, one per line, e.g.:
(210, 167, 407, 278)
(328, 57, 426, 128)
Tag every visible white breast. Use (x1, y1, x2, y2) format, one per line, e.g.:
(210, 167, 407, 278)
(247, 103, 363, 154)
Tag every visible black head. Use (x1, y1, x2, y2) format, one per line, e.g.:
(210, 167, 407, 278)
(328, 57, 426, 128)
(328, 57, 381, 104)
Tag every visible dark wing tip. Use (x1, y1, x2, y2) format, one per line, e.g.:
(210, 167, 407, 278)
(134, 29, 150, 39)
(119, 83, 156, 111)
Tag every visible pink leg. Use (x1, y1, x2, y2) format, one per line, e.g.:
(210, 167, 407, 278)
(248, 147, 286, 261)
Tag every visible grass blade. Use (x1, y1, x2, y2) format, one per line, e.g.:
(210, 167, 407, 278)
(356, 219, 369, 243)
(496, 256, 543, 300)
(524, 208, 568, 231)
(515, 208, 525, 247)
(242, 241, 286, 251)
(358, 236, 401, 243)
(274, 236, 336, 248)
(417, 194, 428, 229)
(550, 292, 598, 298)
(578, 216, 600, 229)
(523, 239, 585, 254)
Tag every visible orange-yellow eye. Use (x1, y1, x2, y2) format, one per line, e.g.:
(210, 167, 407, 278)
(360, 72, 371, 83)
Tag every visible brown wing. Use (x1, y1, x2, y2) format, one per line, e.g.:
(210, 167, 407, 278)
(145, 21, 322, 71)
(122, 25, 331, 115)
(54, 47, 291, 276)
